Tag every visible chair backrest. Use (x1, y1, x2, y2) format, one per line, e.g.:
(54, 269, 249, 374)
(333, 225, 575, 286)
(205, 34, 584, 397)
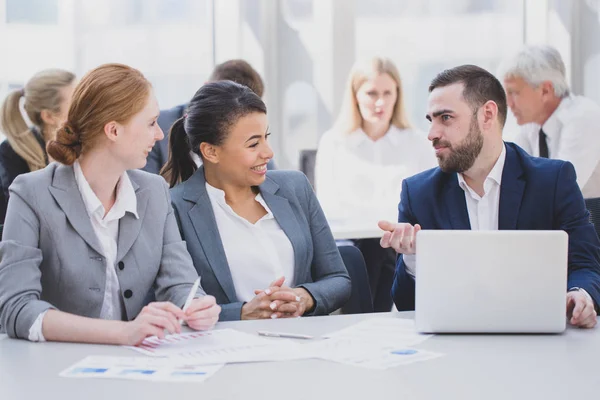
(338, 245, 374, 314)
(585, 197, 600, 239)
(298, 149, 317, 189)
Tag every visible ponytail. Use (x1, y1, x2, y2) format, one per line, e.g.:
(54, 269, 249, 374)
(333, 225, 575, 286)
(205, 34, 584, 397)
(160, 117, 198, 188)
(0, 89, 47, 171)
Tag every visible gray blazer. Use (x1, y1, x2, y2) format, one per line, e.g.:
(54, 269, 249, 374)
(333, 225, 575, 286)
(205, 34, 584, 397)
(170, 167, 351, 321)
(0, 163, 205, 339)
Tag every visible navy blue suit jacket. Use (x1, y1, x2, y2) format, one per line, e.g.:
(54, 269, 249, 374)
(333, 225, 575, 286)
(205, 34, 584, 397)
(142, 104, 187, 175)
(143, 103, 276, 175)
(392, 142, 600, 311)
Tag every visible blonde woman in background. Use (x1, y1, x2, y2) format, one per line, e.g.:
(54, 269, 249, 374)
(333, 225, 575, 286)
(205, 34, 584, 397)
(0, 69, 76, 224)
(315, 57, 435, 312)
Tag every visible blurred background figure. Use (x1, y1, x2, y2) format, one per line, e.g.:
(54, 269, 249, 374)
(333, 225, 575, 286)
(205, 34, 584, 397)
(500, 45, 600, 198)
(145, 59, 275, 174)
(315, 57, 435, 312)
(0, 69, 76, 224)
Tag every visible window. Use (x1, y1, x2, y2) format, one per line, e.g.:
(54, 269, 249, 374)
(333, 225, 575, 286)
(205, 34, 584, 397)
(76, 0, 212, 108)
(354, 0, 525, 136)
(7, 82, 22, 90)
(0, 0, 213, 110)
(6, 0, 58, 24)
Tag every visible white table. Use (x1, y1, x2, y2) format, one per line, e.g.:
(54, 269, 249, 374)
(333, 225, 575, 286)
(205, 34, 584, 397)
(1, 312, 599, 399)
(330, 224, 383, 240)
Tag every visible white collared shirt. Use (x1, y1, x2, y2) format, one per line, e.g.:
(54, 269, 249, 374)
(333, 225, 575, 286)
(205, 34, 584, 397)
(205, 183, 295, 302)
(315, 125, 437, 225)
(28, 161, 138, 342)
(514, 95, 600, 198)
(457, 145, 506, 231)
(404, 145, 506, 277)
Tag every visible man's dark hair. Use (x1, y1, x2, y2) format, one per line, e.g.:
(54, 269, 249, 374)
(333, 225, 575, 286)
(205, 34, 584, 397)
(429, 65, 507, 127)
(209, 59, 265, 98)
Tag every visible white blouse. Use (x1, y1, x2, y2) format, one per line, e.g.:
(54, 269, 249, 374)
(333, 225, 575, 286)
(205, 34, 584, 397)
(205, 183, 295, 302)
(315, 125, 436, 225)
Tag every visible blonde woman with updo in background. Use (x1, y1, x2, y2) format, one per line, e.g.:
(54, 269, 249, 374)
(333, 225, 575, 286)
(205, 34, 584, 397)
(0, 69, 75, 224)
(315, 57, 436, 312)
(0, 63, 220, 344)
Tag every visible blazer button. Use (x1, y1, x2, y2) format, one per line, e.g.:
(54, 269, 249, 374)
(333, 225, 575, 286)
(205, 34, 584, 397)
(124, 289, 133, 299)
(118, 261, 125, 271)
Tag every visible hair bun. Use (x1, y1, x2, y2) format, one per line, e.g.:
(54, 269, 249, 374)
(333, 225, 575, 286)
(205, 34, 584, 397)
(60, 123, 81, 146)
(46, 123, 81, 165)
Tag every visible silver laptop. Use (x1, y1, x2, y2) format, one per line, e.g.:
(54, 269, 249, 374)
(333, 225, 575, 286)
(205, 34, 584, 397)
(415, 230, 568, 333)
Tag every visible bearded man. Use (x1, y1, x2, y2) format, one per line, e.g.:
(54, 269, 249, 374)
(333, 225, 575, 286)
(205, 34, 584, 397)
(378, 65, 600, 329)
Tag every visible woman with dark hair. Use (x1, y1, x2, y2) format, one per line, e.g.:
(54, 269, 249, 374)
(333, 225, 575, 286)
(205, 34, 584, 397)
(164, 81, 351, 321)
(0, 64, 220, 343)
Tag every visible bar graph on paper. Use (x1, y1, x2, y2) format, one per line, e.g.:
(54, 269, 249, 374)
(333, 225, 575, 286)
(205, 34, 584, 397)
(124, 328, 306, 364)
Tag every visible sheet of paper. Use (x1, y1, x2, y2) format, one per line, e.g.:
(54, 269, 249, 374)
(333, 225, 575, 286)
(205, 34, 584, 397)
(59, 356, 224, 383)
(325, 345, 443, 370)
(324, 317, 432, 347)
(302, 337, 442, 369)
(303, 318, 442, 369)
(302, 337, 381, 359)
(125, 328, 309, 364)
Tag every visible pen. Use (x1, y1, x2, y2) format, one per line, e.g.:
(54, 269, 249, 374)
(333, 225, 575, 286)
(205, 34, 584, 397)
(257, 330, 314, 340)
(180, 278, 201, 325)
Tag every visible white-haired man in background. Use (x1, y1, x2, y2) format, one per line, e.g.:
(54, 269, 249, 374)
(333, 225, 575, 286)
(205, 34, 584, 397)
(501, 45, 600, 198)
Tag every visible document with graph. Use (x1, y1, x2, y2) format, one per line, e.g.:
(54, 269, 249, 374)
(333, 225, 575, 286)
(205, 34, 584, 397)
(125, 328, 307, 364)
(60, 356, 224, 383)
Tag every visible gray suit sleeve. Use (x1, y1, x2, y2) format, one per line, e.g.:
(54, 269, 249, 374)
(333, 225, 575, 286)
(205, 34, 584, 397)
(295, 175, 351, 315)
(0, 185, 56, 339)
(154, 180, 207, 306)
(218, 303, 244, 321)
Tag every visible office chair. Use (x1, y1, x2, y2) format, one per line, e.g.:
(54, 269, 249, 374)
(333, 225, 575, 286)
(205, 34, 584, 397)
(584, 197, 600, 239)
(299, 149, 317, 189)
(338, 245, 374, 314)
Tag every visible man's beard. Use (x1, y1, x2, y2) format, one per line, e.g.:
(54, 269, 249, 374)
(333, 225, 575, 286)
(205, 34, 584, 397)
(434, 115, 484, 173)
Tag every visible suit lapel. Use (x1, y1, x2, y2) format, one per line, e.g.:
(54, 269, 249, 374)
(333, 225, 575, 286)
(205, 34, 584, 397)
(444, 174, 472, 229)
(184, 168, 237, 303)
(48, 164, 104, 256)
(116, 173, 149, 262)
(260, 179, 306, 281)
(498, 144, 526, 230)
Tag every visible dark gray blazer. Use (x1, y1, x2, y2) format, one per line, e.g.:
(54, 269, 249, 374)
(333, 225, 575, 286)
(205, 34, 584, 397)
(0, 163, 205, 339)
(170, 167, 351, 321)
